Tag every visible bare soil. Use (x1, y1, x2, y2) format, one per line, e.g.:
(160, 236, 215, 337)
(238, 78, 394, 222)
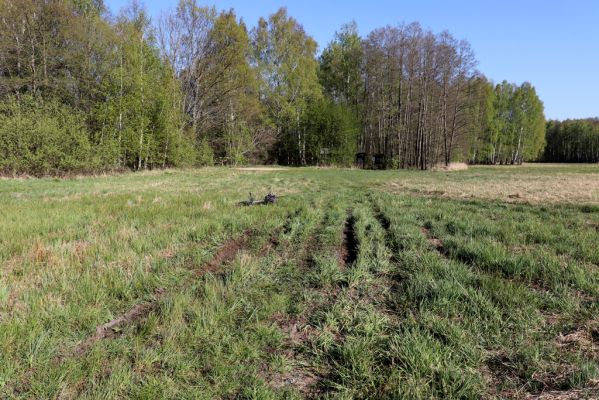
(421, 226, 445, 253)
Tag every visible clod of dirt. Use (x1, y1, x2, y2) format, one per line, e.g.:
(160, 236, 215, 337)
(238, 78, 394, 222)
(74, 302, 156, 356)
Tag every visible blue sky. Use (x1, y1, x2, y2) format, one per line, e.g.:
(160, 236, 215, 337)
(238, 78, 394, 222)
(105, 0, 599, 120)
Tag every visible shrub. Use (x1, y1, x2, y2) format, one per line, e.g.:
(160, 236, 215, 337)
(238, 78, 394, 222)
(195, 138, 215, 166)
(0, 95, 96, 175)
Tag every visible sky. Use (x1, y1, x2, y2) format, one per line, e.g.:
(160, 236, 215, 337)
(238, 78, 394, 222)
(104, 0, 599, 120)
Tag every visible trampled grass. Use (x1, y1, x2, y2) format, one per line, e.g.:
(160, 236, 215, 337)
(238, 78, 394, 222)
(0, 165, 598, 399)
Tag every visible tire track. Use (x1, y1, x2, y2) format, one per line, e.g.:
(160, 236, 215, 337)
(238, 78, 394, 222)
(265, 204, 354, 398)
(71, 229, 255, 357)
(338, 209, 358, 269)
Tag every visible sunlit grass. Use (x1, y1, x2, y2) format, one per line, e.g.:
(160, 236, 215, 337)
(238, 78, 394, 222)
(1, 165, 598, 398)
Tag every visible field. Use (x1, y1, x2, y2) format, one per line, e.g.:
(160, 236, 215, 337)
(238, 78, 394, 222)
(1, 165, 598, 399)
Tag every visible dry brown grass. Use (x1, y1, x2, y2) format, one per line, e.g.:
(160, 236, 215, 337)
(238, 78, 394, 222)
(386, 164, 599, 204)
(432, 162, 469, 171)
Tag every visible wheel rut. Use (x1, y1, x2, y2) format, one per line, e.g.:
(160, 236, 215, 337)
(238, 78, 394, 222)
(339, 210, 358, 269)
(69, 228, 263, 358)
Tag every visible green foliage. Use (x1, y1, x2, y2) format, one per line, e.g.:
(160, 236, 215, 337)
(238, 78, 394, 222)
(164, 127, 198, 168)
(470, 80, 546, 164)
(195, 138, 215, 166)
(514, 82, 546, 161)
(302, 98, 359, 165)
(0, 95, 95, 175)
(223, 122, 254, 165)
(185, 9, 264, 165)
(252, 8, 322, 165)
(319, 21, 363, 108)
(0, 0, 194, 175)
(94, 7, 191, 170)
(466, 78, 496, 162)
(0, 0, 585, 172)
(544, 119, 599, 162)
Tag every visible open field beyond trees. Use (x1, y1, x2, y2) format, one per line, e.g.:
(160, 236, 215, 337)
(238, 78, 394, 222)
(1, 164, 598, 399)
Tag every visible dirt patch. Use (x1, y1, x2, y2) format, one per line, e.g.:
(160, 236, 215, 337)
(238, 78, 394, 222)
(495, 385, 599, 400)
(258, 227, 285, 257)
(277, 316, 315, 345)
(160, 249, 176, 260)
(265, 313, 323, 397)
(195, 230, 252, 276)
(556, 321, 599, 357)
(432, 162, 469, 171)
(268, 368, 321, 397)
(557, 330, 594, 349)
(73, 300, 159, 356)
(485, 350, 599, 399)
(485, 352, 530, 393)
(523, 383, 599, 399)
(339, 211, 358, 268)
(421, 227, 446, 253)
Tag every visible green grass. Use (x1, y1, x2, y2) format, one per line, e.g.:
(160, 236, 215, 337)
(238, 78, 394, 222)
(1, 165, 598, 399)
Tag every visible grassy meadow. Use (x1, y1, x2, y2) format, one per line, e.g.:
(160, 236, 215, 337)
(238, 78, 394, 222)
(1, 165, 598, 399)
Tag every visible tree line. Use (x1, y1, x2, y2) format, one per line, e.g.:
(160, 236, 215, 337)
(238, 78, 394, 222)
(467, 81, 546, 165)
(0, 0, 571, 175)
(543, 119, 599, 163)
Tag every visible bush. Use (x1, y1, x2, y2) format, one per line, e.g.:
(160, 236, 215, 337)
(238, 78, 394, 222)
(0, 95, 96, 175)
(302, 99, 359, 166)
(195, 138, 215, 166)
